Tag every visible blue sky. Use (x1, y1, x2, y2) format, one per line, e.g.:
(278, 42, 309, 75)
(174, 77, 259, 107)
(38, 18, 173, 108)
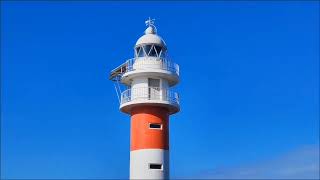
(1, 1, 319, 179)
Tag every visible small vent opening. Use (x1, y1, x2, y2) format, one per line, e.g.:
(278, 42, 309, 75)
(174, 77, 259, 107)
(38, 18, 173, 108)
(149, 123, 162, 129)
(149, 163, 163, 170)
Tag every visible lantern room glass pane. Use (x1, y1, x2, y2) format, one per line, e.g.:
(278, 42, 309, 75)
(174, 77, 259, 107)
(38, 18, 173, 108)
(137, 47, 144, 57)
(144, 45, 152, 56)
(135, 47, 139, 57)
(136, 45, 166, 57)
(155, 45, 162, 57)
(149, 45, 157, 57)
(160, 49, 166, 58)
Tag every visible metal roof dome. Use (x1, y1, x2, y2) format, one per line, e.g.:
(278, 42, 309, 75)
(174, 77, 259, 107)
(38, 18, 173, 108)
(135, 19, 166, 48)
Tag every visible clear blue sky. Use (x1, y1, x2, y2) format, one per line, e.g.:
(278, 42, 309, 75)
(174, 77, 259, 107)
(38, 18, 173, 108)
(1, 1, 319, 179)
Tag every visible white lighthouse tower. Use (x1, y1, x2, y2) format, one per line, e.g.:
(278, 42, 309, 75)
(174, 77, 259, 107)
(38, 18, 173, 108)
(110, 18, 180, 179)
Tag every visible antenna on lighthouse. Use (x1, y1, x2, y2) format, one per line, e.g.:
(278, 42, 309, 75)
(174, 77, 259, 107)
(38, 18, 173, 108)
(145, 17, 155, 27)
(144, 17, 157, 34)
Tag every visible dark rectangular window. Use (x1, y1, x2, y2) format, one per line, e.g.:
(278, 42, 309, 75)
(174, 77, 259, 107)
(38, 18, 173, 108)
(149, 123, 162, 129)
(149, 163, 162, 170)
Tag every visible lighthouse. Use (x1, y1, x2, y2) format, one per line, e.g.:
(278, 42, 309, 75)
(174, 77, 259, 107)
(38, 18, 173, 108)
(109, 18, 180, 179)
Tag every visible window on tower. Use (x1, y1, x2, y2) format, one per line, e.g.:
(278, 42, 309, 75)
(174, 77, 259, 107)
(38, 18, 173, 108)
(149, 163, 163, 170)
(149, 123, 162, 129)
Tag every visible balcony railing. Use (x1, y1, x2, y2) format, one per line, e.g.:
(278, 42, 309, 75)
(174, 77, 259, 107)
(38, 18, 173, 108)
(127, 57, 179, 75)
(121, 87, 179, 105)
(110, 57, 179, 81)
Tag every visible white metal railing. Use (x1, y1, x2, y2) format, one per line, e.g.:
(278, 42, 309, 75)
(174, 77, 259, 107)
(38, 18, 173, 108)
(125, 57, 179, 76)
(121, 87, 179, 105)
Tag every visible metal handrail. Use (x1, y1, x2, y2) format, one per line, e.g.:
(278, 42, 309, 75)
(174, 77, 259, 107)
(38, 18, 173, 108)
(121, 87, 179, 105)
(125, 57, 179, 76)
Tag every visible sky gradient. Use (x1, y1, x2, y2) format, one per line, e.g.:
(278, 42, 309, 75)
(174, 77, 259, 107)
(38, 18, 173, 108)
(1, 1, 319, 179)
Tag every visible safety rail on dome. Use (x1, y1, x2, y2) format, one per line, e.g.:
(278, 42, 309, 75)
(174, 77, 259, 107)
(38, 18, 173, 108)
(120, 87, 179, 105)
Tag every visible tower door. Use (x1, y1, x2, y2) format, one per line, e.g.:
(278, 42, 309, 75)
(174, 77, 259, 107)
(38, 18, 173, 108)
(148, 78, 160, 100)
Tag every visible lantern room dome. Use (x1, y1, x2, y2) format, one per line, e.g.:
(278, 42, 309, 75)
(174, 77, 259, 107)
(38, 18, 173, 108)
(135, 34, 166, 47)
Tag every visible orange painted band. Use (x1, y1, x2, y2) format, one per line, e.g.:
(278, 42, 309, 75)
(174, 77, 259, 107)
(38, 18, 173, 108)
(130, 106, 169, 151)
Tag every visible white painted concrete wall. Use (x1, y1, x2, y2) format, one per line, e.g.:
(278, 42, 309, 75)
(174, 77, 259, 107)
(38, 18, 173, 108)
(133, 57, 163, 70)
(131, 77, 148, 100)
(130, 149, 169, 179)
